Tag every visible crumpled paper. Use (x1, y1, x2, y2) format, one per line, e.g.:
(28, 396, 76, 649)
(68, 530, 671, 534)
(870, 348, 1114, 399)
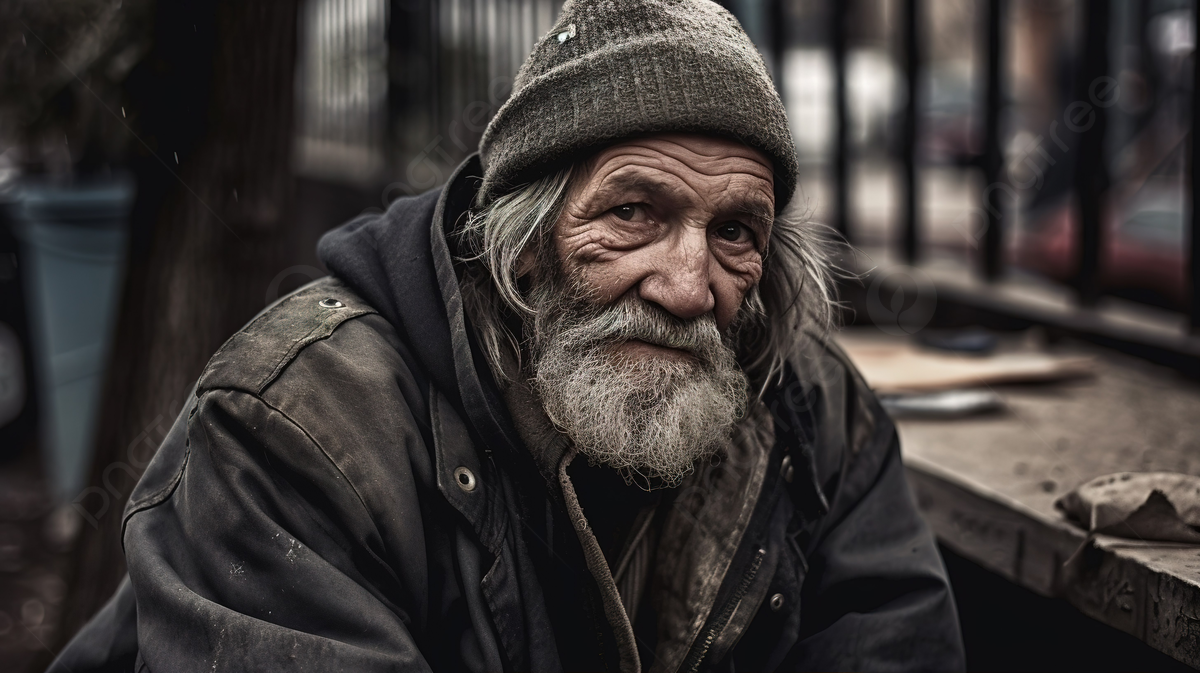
(1055, 472, 1200, 543)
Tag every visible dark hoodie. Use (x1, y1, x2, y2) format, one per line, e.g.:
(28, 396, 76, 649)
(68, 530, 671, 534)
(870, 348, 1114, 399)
(50, 157, 965, 673)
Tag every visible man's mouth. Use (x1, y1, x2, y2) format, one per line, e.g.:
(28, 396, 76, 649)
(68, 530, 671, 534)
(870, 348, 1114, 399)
(614, 338, 696, 362)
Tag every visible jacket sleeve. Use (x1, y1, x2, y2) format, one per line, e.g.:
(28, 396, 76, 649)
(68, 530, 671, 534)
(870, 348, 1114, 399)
(120, 387, 436, 673)
(786, 358, 966, 672)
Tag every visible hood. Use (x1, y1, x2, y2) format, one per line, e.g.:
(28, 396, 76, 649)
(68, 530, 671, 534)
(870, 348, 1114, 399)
(317, 155, 527, 461)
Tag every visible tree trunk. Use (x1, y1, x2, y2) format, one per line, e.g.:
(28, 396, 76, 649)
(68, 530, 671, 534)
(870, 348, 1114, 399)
(55, 0, 302, 648)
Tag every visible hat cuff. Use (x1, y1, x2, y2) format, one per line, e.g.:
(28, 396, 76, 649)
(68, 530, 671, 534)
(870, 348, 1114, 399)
(478, 33, 798, 213)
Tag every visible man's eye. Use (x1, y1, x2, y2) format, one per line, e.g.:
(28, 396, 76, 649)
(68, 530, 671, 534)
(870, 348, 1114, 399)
(612, 204, 639, 221)
(715, 223, 748, 242)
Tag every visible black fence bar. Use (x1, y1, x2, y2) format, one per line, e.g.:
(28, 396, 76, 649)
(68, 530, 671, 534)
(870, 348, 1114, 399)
(1072, 0, 1109, 308)
(769, 0, 786, 95)
(429, 0, 441, 132)
(1191, 6, 1200, 332)
(900, 0, 918, 264)
(981, 0, 1004, 280)
(832, 0, 849, 241)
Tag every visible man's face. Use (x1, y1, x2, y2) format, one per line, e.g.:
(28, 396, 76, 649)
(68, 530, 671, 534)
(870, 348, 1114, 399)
(524, 134, 775, 486)
(555, 133, 775, 340)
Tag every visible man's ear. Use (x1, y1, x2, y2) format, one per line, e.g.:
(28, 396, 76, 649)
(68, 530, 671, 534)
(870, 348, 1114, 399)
(516, 247, 536, 278)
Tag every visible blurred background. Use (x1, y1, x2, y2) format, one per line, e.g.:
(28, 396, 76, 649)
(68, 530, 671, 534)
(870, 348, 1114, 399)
(1, 0, 1199, 671)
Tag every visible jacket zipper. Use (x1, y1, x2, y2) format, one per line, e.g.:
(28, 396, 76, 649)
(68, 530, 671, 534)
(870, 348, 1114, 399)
(681, 546, 767, 673)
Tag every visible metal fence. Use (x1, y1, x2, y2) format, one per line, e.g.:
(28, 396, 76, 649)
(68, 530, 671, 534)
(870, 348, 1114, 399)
(800, 0, 1200, 366)
(293, 0, 1200, 367)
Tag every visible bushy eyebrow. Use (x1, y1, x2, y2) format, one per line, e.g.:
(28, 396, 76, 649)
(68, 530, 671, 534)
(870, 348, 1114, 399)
(732, 200, 774, 228)
(589, 171, 681, 202)
(585, 168, 774, 228)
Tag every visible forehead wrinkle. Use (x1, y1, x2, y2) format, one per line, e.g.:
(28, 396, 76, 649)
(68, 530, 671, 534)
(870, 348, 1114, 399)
(587, 134, 775, 180)
(584, 165, 693, 207)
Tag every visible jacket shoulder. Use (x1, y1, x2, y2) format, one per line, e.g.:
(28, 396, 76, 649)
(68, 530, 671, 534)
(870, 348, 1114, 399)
(198, 277, 377, 395)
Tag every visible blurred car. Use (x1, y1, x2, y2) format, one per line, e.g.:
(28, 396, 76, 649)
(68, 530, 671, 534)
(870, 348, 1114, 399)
(1012, 148, 1188, 309)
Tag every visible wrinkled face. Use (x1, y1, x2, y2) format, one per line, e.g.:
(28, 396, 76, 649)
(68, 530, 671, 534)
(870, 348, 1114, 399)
(525, 134, 775, 487)
(553, 133, 775, 359)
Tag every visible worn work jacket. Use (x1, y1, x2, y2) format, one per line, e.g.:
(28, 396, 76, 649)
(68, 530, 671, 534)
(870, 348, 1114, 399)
(52, 156, 965, 673)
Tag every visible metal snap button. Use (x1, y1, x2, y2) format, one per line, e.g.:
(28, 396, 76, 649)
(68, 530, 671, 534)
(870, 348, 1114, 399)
(453, 466, 477, 492)
(780, 455, 795, 483)
(769, 593, 785, 611)
(319, 298, 345, 309)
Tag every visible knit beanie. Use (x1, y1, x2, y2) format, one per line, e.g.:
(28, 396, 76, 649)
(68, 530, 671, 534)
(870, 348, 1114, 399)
(477, 0, 798, 213)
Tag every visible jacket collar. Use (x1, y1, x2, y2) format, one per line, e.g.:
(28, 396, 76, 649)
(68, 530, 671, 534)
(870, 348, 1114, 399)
(426, 156, 548, 542)
(430, 155, 529, 460)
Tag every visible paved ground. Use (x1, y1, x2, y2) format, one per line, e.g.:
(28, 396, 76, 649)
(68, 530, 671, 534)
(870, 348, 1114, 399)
(0, 447, 74, 673)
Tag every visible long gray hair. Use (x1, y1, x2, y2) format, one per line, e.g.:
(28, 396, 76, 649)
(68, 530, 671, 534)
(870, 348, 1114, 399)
(457, 164, 840, 396)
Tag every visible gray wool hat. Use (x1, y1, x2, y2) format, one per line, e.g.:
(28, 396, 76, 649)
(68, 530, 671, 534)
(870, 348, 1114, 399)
(477, 0, 798, 213)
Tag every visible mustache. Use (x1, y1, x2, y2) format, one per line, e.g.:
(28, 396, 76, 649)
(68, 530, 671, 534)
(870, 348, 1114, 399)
(536, 289, 729, 362)
(585, 296, 722, 351)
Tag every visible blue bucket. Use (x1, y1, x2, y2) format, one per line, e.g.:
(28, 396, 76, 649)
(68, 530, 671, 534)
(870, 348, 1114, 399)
(11, 177, 133, 502)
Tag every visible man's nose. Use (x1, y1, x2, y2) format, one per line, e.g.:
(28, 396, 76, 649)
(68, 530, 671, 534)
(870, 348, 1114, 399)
(638, 231, 715, 320)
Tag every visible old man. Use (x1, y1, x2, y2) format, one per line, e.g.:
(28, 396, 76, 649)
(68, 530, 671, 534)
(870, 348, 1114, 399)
(53, 0, 964, 671)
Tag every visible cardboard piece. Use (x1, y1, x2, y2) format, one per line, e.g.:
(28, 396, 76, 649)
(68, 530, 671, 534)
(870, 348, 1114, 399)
(837, 338, 1093, 394)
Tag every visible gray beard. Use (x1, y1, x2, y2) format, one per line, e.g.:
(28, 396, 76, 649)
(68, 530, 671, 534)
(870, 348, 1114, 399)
(526, 274, 749, 488)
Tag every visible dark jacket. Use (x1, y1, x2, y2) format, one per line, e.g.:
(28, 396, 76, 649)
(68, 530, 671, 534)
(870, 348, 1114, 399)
(51, 157, 964, 673)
